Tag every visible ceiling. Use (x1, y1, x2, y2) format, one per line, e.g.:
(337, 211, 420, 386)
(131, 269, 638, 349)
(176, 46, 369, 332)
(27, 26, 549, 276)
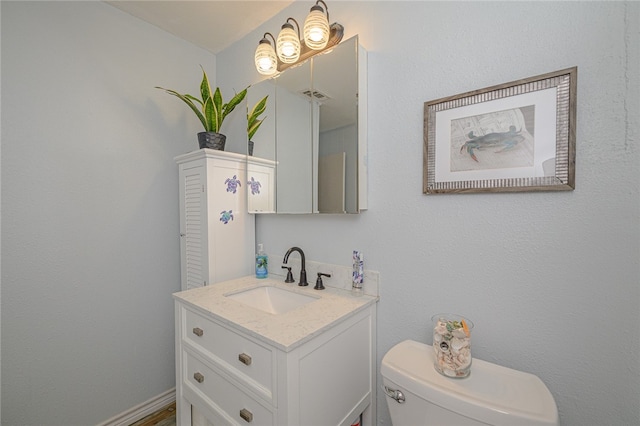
(106, 1, 294, 54)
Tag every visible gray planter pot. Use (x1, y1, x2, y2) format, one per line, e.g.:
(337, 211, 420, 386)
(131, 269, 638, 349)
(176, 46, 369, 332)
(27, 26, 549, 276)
(198, 132, 226, 150)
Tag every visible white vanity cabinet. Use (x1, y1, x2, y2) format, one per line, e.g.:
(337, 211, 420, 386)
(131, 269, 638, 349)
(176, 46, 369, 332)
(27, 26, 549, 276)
(174, 278, 378, 426)
(175, 149, 255, 290)
(177, 306, 276, 425)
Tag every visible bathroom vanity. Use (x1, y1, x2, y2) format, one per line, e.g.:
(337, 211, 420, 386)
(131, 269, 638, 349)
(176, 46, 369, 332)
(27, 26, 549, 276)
(173, 276, 378, 426)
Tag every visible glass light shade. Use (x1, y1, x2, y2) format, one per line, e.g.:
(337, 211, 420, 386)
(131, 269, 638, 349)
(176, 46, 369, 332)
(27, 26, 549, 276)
(255, 41, 277, 76)
(303, 8, 330, 50)
(276, 25, 301, 64)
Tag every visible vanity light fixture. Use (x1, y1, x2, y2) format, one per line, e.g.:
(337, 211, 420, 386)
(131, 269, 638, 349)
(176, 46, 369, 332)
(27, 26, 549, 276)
(276, 18, 302, 64)
(255, 32, 278, 76)
(254, 0, 344, 76)
(303, 0, 331, 50)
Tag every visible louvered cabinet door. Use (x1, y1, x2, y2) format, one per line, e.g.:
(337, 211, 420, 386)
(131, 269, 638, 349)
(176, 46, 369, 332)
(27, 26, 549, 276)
(176, 149, 256, 291)
(179, 162, 208, 290)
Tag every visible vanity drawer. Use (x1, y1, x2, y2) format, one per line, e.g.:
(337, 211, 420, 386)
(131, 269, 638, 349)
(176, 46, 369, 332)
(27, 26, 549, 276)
(182, 306, 275, 401)
(184, 350, 275, 426)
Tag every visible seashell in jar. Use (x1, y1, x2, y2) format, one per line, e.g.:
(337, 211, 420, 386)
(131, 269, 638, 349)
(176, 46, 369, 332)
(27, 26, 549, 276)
(439, 357, 454, 368)
(433, 332, 443, 344)
(457, 351, 472, 368)
(434, 321, 448, 335)
(452, 328, 468, 339)
(450, 337, 469, 353)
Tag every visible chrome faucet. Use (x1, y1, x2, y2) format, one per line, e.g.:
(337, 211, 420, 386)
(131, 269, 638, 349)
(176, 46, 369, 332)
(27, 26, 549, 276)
(283, 246, 308, 286)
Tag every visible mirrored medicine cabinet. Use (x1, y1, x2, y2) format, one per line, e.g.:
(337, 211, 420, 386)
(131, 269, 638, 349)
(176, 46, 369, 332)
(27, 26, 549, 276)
(245, 35, 367, 215)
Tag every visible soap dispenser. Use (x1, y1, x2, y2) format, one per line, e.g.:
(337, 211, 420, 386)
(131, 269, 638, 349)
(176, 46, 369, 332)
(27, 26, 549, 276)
(256, 244, 268, 279)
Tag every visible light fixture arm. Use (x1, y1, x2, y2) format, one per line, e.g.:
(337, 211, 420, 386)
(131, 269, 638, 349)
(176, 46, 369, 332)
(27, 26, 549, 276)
(262, 32, 276, 46)
(314, 0, 330, 22)
(284, 17, 301, 39)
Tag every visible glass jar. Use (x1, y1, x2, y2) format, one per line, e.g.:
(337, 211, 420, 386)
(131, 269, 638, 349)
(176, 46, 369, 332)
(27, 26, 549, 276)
(431, 313, 473, 378)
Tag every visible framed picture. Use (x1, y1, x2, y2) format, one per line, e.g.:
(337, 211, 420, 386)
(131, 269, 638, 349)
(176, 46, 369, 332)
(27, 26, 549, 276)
(423, 67, 576, 194)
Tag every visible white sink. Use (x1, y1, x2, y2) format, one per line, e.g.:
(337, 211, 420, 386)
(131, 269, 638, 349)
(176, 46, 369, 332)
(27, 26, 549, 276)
(225, 286, 319, 315)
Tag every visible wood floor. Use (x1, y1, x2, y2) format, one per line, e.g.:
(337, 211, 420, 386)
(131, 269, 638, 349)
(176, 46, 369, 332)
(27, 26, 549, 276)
(130, 402, 176, 426)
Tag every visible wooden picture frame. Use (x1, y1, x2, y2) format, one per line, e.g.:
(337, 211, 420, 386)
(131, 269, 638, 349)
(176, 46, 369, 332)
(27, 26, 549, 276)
(423, 67, 577, 194)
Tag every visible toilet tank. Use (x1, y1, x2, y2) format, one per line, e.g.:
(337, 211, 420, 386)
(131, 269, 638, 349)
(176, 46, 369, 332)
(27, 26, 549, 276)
(381, 340, 558, 426)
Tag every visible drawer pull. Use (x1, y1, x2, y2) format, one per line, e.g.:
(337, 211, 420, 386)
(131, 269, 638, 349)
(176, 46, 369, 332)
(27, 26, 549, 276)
(192, 327, 204, 337)
(238, 353, 252, 366)
(239, 408, 253, 423)
(193, 372, 204, 383)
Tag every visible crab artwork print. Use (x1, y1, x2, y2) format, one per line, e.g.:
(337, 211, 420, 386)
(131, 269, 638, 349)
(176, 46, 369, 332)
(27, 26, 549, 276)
(460, 125, 524, 162)
(424, 67, 577, 194)
(450, 106, 535, 172)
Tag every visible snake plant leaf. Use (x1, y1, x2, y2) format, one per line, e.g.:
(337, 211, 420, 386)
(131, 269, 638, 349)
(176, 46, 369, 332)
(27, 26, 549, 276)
(248, 118, 265, 140)
(211, 97, 221, 132)
(212, 87, 224, 131)
(155, 86, 207, 130)
(185, 94, 203, 107)
(204, 96, 220, 132)
(248, 95, 268, 122)
(199, 67, 214, 108)
(247, 95, 268, 140)
(223, 88, 248, 118)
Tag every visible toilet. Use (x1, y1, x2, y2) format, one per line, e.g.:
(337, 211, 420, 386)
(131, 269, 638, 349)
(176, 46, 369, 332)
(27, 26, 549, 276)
(381, 340, 559, 426)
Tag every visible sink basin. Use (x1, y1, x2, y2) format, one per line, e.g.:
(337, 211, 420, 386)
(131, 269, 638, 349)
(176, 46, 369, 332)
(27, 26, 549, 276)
(225, 286, 319, 315)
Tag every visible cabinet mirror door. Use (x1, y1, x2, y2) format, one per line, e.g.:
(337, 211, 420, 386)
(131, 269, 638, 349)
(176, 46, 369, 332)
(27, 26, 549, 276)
(275, 59, 313, 213)
(246, 36, 364, 214)
(313, 37, 360, 213)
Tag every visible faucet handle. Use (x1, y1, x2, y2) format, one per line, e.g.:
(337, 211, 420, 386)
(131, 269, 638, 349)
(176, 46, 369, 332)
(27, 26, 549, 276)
(314, 272, 331, 290)
(281, 266, 295, 283)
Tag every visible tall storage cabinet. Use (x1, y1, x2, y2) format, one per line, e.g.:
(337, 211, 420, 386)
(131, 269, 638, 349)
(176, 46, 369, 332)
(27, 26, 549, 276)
(175, 149, 255, 290)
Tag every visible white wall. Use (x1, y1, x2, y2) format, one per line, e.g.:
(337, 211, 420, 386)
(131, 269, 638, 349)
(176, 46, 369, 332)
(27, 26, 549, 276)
(1, 2, 215, 424)
(217, 1, 639, 425)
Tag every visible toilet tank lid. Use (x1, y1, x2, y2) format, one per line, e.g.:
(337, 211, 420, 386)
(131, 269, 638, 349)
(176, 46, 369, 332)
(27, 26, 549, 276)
(381, 340, 558, 426)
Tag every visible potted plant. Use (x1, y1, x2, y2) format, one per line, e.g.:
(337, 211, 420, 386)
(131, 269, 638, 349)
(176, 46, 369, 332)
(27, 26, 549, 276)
(156, 66, 248, 150)
(247, 95, 268, 156)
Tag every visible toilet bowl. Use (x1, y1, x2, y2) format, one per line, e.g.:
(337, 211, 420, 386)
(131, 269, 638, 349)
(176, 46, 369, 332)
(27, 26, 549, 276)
(381, 340, 558, 426)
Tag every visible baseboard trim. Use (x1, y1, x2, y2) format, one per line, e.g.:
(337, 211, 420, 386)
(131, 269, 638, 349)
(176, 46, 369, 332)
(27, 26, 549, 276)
(97, 387, 176, 426)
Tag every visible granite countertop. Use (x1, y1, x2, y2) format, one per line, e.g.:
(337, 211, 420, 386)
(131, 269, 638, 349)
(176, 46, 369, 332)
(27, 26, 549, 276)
(173, 276, 378, 352)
